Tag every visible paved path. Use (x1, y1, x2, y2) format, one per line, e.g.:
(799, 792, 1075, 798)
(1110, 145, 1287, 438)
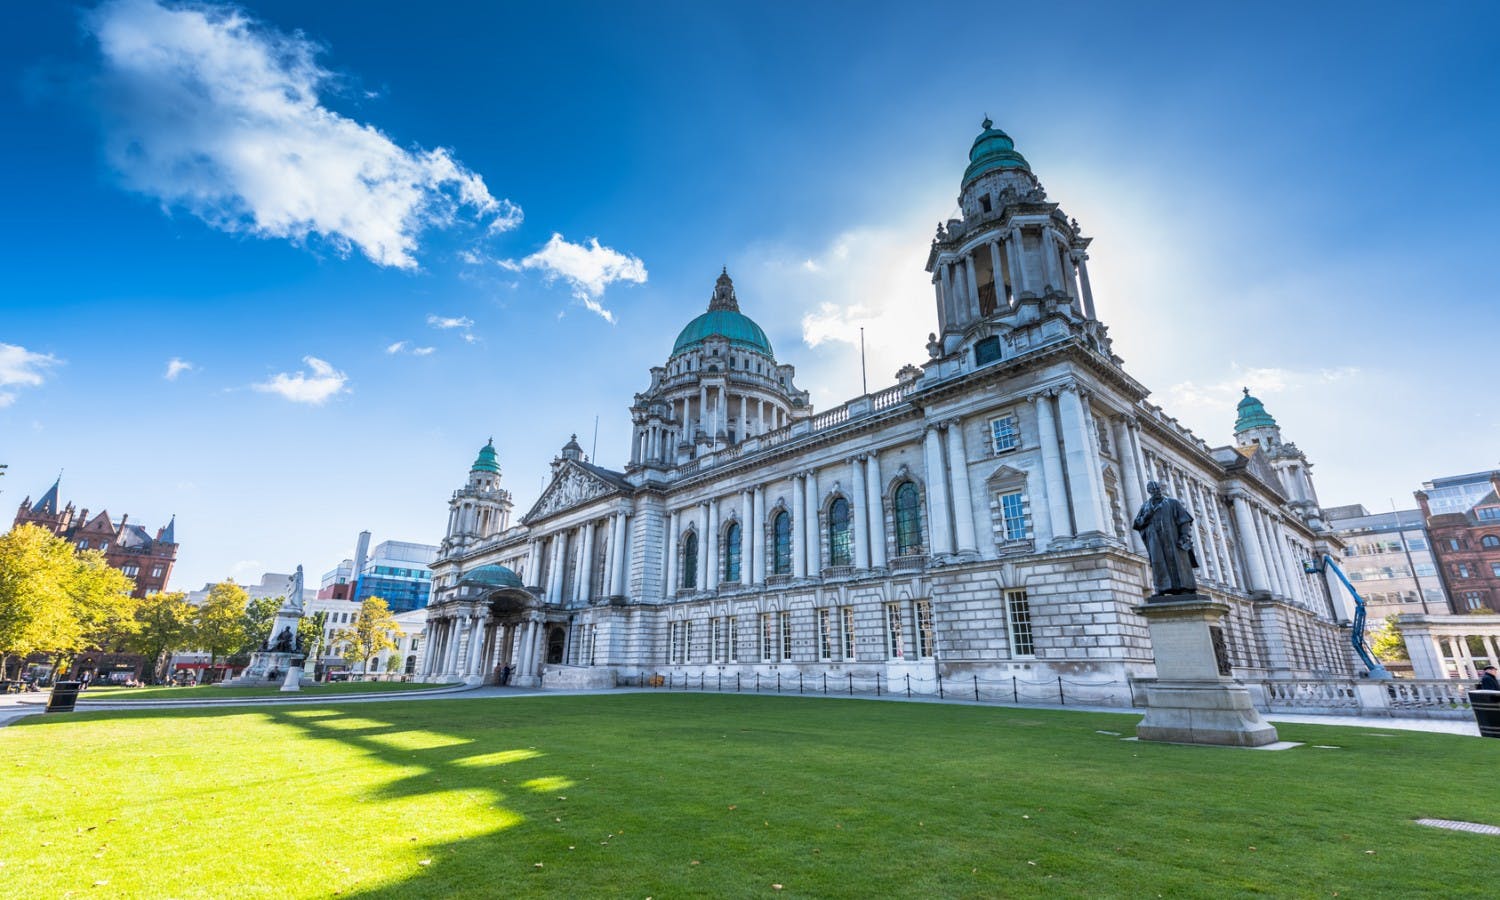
(0, 684, 1482, 737)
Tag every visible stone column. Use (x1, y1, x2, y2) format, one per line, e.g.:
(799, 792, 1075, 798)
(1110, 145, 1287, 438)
(1056, 386, 1104, 535)
(865, 453, 886, 569)
(804, 469, 821, 573)
(1007, 228, 1026, 295)
(1256, 508, 1288, 598)
(937, 267, 953, 333)
(1033, 392, 1072, 541)
(1229, 494, 1272, 595)
(1041, 229, 1063, 292)
(579, 522, 596, 604)
(945, 420, 978, 554)
(1209, 493, 1239, 591)
(665, 509, 679, 595)
(963, 254, 981, 322)
(988, 240, 1006, 308)
(466, 614, 486, 677)
(851, 457, 870, 568)
(741, 489, 755, 582)
(1077, 253, 1097, 319)
(1114, 417, 1145, 553)
(923, 425, 954, 555)
(698, 502, 710, 589)
(751, 486, 767, 583)
(613, 513, 630, 599)
(706, 499, 721, 591)
(793, 473, 807, 579)
(1078, 399, 1114, 534)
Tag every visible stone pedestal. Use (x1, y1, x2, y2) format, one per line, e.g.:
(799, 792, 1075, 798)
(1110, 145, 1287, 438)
(226, 651, 303, 687)
(279, 666, 304, 692)
(1136, 595, 1278, 747)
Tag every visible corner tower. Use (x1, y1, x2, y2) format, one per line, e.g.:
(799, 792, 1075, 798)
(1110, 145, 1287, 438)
(441, 439, 514, 554)
(1233, 389, 1325, 530)
(628, 269, 809, 469)
(925, 120, 1113, 368)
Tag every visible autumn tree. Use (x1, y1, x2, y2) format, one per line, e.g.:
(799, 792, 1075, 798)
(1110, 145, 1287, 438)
(67, 549, 138, 660)
(240, 596, 283, 655)
(0, 524, 78, 675)
(124, 591, 195, 682)
(1369, 614, 1409, 662)
(194, 581, 250, 680)
(333, 597, 403, 675)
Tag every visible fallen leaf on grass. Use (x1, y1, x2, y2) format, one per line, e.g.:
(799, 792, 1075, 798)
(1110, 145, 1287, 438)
(534, 862, 544, 868)
(418, 860, 432, 867)
(772, 885, 783, 891)
(93, 881, 109, 887)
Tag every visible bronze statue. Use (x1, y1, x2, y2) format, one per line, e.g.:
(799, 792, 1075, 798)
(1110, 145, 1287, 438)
(1132, 481, 1199, 596)
(272, 626, 294, 653)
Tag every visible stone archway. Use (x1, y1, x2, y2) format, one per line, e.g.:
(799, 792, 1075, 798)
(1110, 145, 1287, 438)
(546, 626, 567, 664)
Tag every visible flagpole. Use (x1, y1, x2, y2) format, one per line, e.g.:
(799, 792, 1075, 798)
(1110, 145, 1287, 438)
(859, 327, 868, 396)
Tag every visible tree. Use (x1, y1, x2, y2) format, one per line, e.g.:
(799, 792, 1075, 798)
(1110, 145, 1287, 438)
(1370, 614, 1408, 663)
(0, 524, 78, 675)
(124, 591, 195, 683)
(298, 611, 327, 668)
(194, 581, 250, 681)
(240, 596, 282, 655)
(67, 549, 138, 662)
(332, 597, 403, 675)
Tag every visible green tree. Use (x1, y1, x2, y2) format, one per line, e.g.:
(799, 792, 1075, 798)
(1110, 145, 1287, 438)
(240, 596, 282, 655)
(1369, 614, 1408, 662)
(124, 591, 195, 683)
(298, 611, 327, 667)
(67, 550, 138, 663)
(194, 581, 250, 681)
(333, 597, 403, 675)
(0, 524, 78, 675)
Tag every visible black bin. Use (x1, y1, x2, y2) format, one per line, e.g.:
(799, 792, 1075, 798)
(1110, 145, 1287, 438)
(46, 681, 82, 713)
(1470, 690, 1500, 739)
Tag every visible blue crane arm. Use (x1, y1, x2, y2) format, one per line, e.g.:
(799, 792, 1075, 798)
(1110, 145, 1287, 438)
(1320, 553, 1392, 680)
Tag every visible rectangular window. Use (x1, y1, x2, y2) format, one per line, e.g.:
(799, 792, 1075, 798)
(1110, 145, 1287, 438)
(77, 540, 89, 550)
(759, 613, 774, 662)
(1001, 491, 1030, 540)
(684, 621, 694, 662)
(1007, 590, 1035, 656)
(1406, 537, 1428, 550)
(818, 609, 834, 660)
(151, 566, 164, 578)
(122, 565, 140, 577)
(915, 599, 935, 658)
(411, 638, 420, 651)
(711, 617, 723, 663)
(1478, 507, 1500, 521)
(990, 414, 1020, 453)
(728, 616, 739, 663)
(841, 607, 856, 661)
(1458, 564, 1473, 578)
(780, 612, 792, 661)
(587, 626, 598, 666)
(885, 603, 904, 659)
(668, 622, 680, 663)
(1492, 563, 1500, 579)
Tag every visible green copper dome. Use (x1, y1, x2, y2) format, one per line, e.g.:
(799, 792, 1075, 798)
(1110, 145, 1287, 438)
(460, 564, 523, 589)
(962, 118, 1031, 187)
(471, 438, 500, 474)
(1234, 388, 1278, 433)
(671, 269, 775, 357)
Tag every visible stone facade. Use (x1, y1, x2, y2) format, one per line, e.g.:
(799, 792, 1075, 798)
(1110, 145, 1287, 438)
(1416, 470, 1500, 613)
(419, 123, 1354, 701)
(14, 477, 177, 598)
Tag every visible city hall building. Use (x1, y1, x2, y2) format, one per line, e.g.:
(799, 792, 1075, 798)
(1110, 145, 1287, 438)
(418, 123, 1354, 701)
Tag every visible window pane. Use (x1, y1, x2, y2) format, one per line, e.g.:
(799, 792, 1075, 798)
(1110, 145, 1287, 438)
(895, 482, 922, 555)
(1002, 491, 1030, 540)
(725, 523, 742, 582)
(991, 415, 1019, 452)
(1007, 590, 1035, 656)
(829, 499, 852, 567)
(773, 512, 792, 574)
(682, 533, 698, 589)
(916, 600, 935, 658)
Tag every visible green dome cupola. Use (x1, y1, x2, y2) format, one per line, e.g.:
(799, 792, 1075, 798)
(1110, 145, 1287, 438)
(471, 438, 500, 474)
(962, 118, 1031, 187)
(460, 564, 524, 590)
(1234, 388, 1278, 433)
(671, 269, 775, 357)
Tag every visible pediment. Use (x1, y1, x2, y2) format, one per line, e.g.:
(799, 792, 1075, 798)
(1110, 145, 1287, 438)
(1238, 446, 1287, 500)
(522, 462, 625, 524)
(984, 464, 1029, 486)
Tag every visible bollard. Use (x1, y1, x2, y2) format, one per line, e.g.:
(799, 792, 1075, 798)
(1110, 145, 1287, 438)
(906, 673, 911, 698)
(974, 674, 979, 702)
(848, 672, 853, 695)
(718, 672, 722, 692)
(875, 672, 881, 696)
(1058, 676, 1065, 705)
(777, 672, 781, 694)
(937, 672, 944, 699)
(799, 673, 804, 695)
(823, 673, 828, 694)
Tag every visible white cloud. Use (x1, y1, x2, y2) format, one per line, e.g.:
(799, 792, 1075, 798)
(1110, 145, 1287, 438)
(164, 357, 195, 379)
(86, 0, 520, 269)
(0, 343, 62, 407)
(514, 233, 648, 322)
(411, 346, 436, 356)
(252, 356, 348, 404)
(385, 341, 407, 354)
(426, 315, 474, 331)
(386, 340, 436, 357)
(1166, 365, 1362, 411)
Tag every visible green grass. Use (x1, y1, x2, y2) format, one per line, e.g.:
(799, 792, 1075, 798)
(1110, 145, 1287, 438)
(78, 681, 458, 701)
(2, 694, 1493, 898)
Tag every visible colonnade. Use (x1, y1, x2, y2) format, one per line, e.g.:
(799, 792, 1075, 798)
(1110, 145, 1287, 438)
(931, 224, 1096, 334)
(420, 610, 548, 683)
(631, 385, 791, 465)
(528, 511, 632, 605)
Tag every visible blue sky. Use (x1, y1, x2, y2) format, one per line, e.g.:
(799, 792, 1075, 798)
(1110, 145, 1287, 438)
(2, 0, 1497, 591)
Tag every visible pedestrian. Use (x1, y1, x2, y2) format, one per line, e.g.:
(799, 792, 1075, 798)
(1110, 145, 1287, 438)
(1480, 664, 1500, 692)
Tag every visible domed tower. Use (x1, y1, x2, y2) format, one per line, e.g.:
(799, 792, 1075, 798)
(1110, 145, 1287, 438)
(1233, 388, 1325, 529)
(628, 269, 810, 468)
(925, 120, 1112, 364)
(442, 439, 514, 553)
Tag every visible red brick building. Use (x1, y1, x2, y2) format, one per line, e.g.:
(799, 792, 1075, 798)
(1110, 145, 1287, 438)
(13, 477, 178, 598)
(1415, 469, 1500, 613)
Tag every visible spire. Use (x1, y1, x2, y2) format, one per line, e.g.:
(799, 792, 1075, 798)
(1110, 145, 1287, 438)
(34, 476, 60, 516)
(158, 515, 176, 545)
(1234, 387, 1278, 434)
(471, 438, 501, 475)
(708, 268, 740, 312)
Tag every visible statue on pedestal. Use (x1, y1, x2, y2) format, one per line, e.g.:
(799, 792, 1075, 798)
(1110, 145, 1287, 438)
(1133, 481, 1199, 597)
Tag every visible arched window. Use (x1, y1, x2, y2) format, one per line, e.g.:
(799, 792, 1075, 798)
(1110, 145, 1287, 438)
(894, 481, 923, 555)
(1483, 535, 1500, 549)
(772, 511, 792, 575)
(724, 522, 742, 582)
(682, 531, 698, 590)
(829, 498, 852, 567)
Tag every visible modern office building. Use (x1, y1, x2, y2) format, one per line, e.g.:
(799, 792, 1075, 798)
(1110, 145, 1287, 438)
(1323, 504, 1449, 618)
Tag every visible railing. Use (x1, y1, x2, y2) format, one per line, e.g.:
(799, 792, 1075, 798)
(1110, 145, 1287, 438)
(623, 670, 1136, 707)
(871, 381, 916, 411)
(809, 405, 849, 431)
(1261, 679, 1358, 710)
(1386, 679, 1475, 713)
(1258, 678, 1476, 719)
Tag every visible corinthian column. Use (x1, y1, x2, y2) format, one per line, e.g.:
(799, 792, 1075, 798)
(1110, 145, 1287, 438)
(923, 425, 954, 555)
(865, 453, 886, 568)
(1056, 386, 1104, 535)
(1033, 392, 1071, 541)
(945, 420, 978, 554)
(851, 457, 870, 568)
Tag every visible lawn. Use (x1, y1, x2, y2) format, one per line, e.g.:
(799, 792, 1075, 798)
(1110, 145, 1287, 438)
(2, 694, 1493, 898)
(78, 681, 459, 701)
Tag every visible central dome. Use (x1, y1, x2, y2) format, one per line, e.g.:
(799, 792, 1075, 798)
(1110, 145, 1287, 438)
(963, 117, 1031, 187)
(670, 269, 775, 357)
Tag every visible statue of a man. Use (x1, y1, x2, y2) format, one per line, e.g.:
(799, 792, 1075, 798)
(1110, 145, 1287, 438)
(1132, 481, 1199, 596)
(273, 626, 293, 652)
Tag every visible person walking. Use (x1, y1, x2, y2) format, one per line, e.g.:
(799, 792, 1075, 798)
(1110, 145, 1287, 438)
(1479, 664, 1500, 692)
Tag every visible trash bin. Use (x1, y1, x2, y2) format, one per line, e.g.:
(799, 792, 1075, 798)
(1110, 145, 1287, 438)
(1469, 690, 1500, 738)
(46, 681, 83, 713)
